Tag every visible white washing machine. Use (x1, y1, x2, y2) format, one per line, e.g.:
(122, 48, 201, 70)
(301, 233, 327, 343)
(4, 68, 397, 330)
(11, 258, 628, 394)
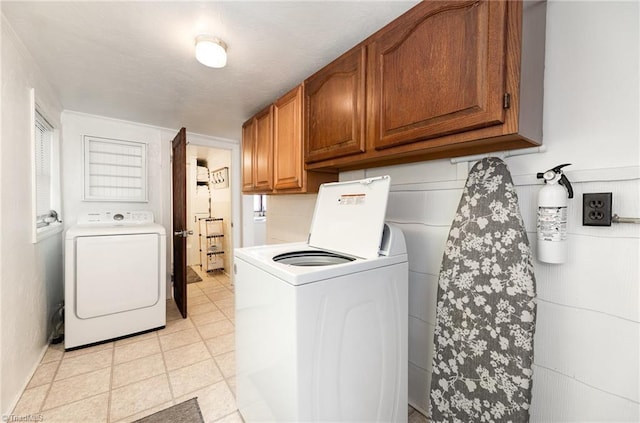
(235, 176, 408, 422)
(65, 211, 166, 350)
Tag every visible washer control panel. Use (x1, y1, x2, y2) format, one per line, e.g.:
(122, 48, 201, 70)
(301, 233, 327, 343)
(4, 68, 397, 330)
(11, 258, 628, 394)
(78, 211, 154, 225)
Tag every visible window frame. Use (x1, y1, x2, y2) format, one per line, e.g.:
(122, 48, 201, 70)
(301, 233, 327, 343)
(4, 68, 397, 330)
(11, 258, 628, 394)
(253, 194, 267, 218)
(30, 89, 62, 243)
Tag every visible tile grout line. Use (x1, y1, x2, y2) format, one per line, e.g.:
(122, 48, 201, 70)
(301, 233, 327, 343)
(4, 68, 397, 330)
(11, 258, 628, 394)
(157, 328, 178, 407)
(112, 331, 172, 421)
(189, 295, 228, 387)
(36, 345, 113, 418)
(36, 346, 65, 414)
(208, 272, 239, 406)
(186, 275, 238, 407)
(106, 342, 116, 423)
(167, 290, 220, 401)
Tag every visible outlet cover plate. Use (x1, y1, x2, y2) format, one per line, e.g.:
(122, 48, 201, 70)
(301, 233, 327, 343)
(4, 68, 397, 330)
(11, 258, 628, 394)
(582, 192, 612, 226)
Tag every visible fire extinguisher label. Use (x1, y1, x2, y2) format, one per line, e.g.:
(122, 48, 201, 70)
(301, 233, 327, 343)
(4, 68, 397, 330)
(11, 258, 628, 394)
(537, 206, 568, 241)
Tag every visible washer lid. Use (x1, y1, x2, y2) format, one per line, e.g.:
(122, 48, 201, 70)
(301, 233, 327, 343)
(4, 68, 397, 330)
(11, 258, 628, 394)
(309, 175, 391, 259)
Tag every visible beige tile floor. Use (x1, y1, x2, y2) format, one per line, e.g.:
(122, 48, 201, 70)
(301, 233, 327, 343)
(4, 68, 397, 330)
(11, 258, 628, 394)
(11, 267, 241, 423)
(12, 266, 429, 423)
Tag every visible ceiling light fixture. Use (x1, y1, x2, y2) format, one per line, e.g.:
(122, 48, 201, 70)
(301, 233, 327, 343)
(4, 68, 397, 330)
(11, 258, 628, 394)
(195, 35, 227, 68)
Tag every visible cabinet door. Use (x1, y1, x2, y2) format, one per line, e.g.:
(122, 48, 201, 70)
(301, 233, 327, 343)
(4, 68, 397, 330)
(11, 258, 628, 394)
(274, 85, 303, 190)
(304, 46, 366, 163)
(253, 105, 274, 192)
(370, 0, 508, 150)
(241, 118, 255, 192)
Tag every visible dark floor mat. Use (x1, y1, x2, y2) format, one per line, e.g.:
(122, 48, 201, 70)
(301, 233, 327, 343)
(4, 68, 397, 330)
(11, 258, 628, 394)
(133, 398, 203, 423)
(187, 266, 202, 284)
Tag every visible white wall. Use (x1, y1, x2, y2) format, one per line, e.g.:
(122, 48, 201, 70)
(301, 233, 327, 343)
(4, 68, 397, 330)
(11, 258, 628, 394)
(61, 111, 173, 289)
(265, 194, 317, 244)
(186, 152, 207, 266)
(241, 195, 268, 247)
(186, 146, 233, 272)
(61, 114, 242, 293)
(206, 149, 232, 271)
(340, 167, 640, 420)
(61, 111, 169, 225)
(241, 196, 256, 246)
(0, 17, 64, 415)
(176, 131, 241, 275)
(339, 1, 640, 420)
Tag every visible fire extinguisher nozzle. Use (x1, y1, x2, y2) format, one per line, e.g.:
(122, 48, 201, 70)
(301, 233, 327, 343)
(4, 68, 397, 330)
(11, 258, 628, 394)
(559, 174, 574, 199)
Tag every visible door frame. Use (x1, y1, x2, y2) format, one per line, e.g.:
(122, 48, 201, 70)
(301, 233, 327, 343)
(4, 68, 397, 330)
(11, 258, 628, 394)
(169, 131, 242, 288)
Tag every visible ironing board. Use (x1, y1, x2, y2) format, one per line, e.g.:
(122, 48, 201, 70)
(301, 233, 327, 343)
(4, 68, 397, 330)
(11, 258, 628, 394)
(429, 157, 537, 422)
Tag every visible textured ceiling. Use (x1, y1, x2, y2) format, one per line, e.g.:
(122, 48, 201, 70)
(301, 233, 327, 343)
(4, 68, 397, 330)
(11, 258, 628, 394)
(2, 1, 419, 141)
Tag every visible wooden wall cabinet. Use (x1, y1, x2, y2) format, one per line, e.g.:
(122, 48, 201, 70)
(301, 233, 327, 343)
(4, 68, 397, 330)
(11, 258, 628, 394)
(241, 105, 273, 193)
(241, 118, 255, 192)
(369, 0, 508, 149)
(303, 0, 546, 171)
(253, 106, 274, 191)
(242, 85, 337, 194)
(304, 46, 366, 164)
(273, 86, 304, 190)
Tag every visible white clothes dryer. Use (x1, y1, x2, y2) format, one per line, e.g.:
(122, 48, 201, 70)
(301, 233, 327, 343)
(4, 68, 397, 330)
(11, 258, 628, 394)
(65, 211, 166, 350)
(235, 176, 408, 422)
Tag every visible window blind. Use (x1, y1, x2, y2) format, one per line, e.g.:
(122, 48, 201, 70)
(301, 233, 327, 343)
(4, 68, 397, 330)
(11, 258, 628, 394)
(34, 111, 52, 224)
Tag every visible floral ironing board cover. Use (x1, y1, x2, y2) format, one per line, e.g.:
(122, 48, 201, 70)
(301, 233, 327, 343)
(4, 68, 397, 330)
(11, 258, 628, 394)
(429, 157, 537, 422)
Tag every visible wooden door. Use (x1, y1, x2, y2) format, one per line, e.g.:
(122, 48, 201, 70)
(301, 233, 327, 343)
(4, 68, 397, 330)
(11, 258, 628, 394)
(241, 118, 256, 192)
(273, 85, 303, 190)
(369, 0, 508, 150)
(253, 105, 273, 192)
(172, 127, 188, 318)
(304, 46, 366, 163)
